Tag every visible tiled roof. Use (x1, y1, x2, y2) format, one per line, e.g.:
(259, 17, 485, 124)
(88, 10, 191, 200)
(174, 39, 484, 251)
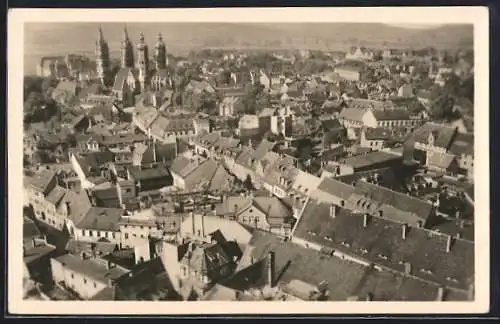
(215, 196, 253, 216)
(128, 165, 170, 181)
(75, 207, 123, 232)
(364, 127, 392, 140)
(24, 170, 57, 195)
(411, 122, 457, 150)
(252, 196, 293, 226)
(45, 185, 67, 205)
(238, 230, 373, 300)
(57, 189, 93, 226)
(339, 108, 368, 123)
(373, 109, 411, 121)
(65, 239, 118, 257)
(113, 258, 176, 301)
(294, 199, 474, 291)
(349, 180, 434, 225)
(348, 98, 394, 111)
(449, 133, 474, 156)
(208, 164, 234, 193)
(427, 152, 456, 170)
(170, 155, 200, 178)
(181, 242, 233, 279)
(338, 151, 402, 170)
(312, 177, 355, 202)
(53, 253, 129, 284)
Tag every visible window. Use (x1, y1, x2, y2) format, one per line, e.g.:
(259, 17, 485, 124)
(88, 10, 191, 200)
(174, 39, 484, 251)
(125, 233, 129, 239)
(83, 278, 87, 284)
(89, 231, 93, 237)
(105, 232, 109, 238)
(140, 226, 143, 229)
(94, 282, 97, 288)
(71, 273, 74, 279)
(112, 233, 116, 239)
(140, 234, 144, 238)
(97, 231, 101, 237)
(126, 188, 132, 193)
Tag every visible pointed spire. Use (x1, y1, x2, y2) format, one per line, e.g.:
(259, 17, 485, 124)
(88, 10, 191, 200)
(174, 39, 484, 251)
(97, 27, 104, 43)
(123, 27, 129, 41)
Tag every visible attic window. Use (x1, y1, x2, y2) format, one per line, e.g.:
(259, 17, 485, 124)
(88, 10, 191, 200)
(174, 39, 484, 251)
(446, 276, 459, 283)
(307, 230, 317, 236)
(360, 248, 368, 254)
(420, 268, 433, 275)
(323, 236, 333, 242)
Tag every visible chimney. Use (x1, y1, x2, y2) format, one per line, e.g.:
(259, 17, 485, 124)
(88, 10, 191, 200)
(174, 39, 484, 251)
(402, 223, 408, 240)
(459, 220, 465, 229)
(416, 220, 422, 228)
(456, 232, 462, 240)
(436, 286, 445, 301)
(267, 251, 276, 288)
(445, 235, 453, 253)
(329, 205, 337, 218)
(363, 213, 370, 228)
(455, 209, 461, 219)
(404, 262, 412, 275)
(365, 293, 373, 301)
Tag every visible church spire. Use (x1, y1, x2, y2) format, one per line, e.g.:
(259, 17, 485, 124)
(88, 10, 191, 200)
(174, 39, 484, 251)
(121, 26, 134, 68)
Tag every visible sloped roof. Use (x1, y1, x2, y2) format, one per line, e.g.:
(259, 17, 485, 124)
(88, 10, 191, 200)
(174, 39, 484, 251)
(75, 207, 123, 231)
(339, 108, 368, 123)
(294, 199, 474, 291)
(427, 151, 456, 170)
(170, 155, 200, 178)
(113, 68, 134, 91)
(313, 177, 355, 202)
(53, 253, 129, 285)
(411, 122, 457, 150)
(373, 109, 411, 121)
(65, 239, 118, 257)
(364, 127, 392, 140)
(449, 133, 474, 156)
(57, 189, 93, 226)
(338, 151, 402, 170)
(24, 170, 56, 195)
(252, 196, 292, 225)
(349, 180, 434, 224)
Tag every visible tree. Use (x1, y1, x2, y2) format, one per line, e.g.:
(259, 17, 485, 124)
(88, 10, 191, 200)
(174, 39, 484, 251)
(243, 175, 255, 191)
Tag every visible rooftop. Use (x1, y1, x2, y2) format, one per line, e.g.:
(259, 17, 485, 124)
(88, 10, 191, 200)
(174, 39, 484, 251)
(294, 199, 474, 291)
(53, 253, 130, 285)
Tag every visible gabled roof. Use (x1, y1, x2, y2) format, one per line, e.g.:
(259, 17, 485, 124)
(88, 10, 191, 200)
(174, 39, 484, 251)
(312, 177, 355, 202)
(338, 151, 402, 170)
(349, 180, 434, 225)
(252, 196, 292, 225)
(411, 122, 457, 150)
(53, 253, 129, 285)
(113, 67, 135, 91)
(24, 170, 57, 196)
(75, 207, 123, 232)
(373, 109, 411, 121)
(339, 107, 369, 123)
(364, 127, 392, 140)
(57, 189, 93, 226)
(427, 151, 456, 170)
(294, 199, 474, 291)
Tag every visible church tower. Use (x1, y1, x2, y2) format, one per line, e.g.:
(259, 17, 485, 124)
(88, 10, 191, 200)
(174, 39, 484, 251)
(121, 27, 134, 68)
(95, 28, 110, 85)
(136, 32, 149, 91)
(154, 32, 167, 70)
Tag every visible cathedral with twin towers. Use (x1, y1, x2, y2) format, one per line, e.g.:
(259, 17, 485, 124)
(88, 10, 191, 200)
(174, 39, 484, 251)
(95, 27, 171, 103)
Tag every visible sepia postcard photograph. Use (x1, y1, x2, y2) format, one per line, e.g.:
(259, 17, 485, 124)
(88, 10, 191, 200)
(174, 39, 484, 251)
(7, 6, 490, 315)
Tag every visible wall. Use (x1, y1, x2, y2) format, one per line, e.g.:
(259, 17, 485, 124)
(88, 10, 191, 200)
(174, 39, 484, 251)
(73, 228, 121, 245)
(50, 258, 108, 300)
(120, 222, 161, 249)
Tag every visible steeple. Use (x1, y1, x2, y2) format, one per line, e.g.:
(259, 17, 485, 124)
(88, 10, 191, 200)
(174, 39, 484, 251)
(154, 32, 167, 71)
(121, 26, 134, 68)
(95, 27, 110, 86)
(136, 32, 149, 91)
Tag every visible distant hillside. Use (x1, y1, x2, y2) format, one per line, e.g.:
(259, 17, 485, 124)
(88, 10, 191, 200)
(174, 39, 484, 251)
(24, 22, 473, 75)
